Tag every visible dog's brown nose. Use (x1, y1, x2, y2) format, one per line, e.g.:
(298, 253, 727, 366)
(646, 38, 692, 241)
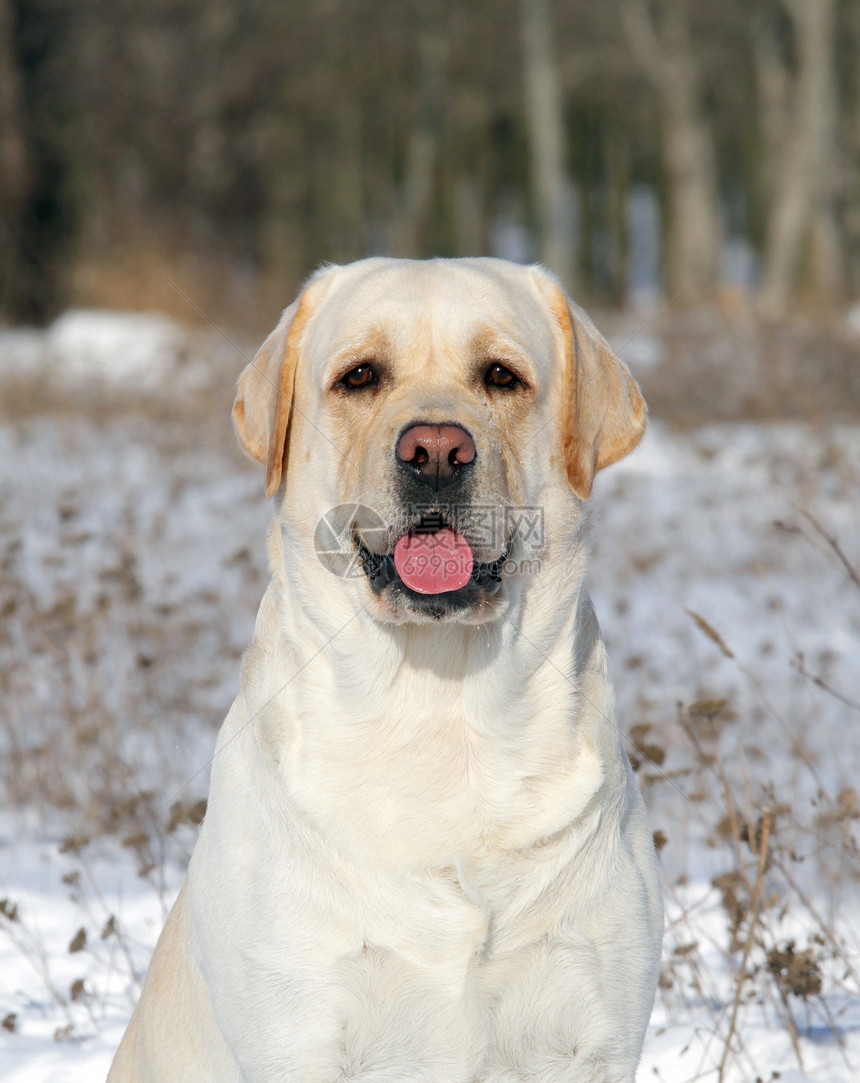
(396, 423, 476, 488)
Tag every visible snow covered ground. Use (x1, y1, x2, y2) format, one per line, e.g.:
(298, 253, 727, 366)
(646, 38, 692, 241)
(1, 311, 858, 1080)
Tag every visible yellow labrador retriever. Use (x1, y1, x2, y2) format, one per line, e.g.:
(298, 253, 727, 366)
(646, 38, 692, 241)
(109, 258, 662, 1082)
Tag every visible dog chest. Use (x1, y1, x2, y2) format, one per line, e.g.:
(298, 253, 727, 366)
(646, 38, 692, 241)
(276, 694, 605, 867)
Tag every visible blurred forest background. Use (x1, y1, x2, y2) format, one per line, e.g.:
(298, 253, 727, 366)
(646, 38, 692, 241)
(3, 0, 860, 333)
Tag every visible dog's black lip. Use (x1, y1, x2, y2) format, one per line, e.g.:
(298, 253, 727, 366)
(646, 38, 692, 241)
(352, 524, 508, 600)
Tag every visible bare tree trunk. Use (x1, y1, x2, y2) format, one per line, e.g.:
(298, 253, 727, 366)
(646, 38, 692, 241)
(623, 0, 720, 299)
(392, 23, 446, 257)
(0, 0, 74, 322)
(520, 0, 577, 290)
(0, 0, 29, 316)
(843, 0, 860, 293)
(751, 10, 790, 201)
(606, 120, 631, 305)
(264, 116, 310, 291)
(453, 173, 485, 256)
(330, 95, 365, 262)
(809, 48, 843, 308)
(757, 0, 839, 316)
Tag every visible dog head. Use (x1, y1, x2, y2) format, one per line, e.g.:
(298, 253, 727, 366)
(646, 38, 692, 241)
(233, 258, 645, 624)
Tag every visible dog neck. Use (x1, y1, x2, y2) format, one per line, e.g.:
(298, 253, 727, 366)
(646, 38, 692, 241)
(217, 508, 622, 867)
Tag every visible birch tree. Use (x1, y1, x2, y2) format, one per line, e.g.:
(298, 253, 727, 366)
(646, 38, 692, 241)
(520, 0, 578, 290)
(623, 0, 721, 298)
(756, 0, 840, 316)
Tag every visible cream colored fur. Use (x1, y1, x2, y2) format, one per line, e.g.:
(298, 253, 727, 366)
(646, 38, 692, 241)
(108, 258, 662, 1083)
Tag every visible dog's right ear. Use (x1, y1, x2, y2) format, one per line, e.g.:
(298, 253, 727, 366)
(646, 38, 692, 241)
(232, 293, 314, 499)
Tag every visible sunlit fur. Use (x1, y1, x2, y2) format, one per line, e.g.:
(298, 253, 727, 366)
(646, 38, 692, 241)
(108, 258, 662, 1083)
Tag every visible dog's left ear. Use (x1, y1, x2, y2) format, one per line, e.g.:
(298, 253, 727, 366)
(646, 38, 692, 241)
(542, 278, 647, 500)
(232, 291, 315, 499)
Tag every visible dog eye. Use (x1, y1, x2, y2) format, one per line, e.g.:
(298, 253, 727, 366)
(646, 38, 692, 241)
(484, 362, 520, 390)
(339, 363, 378, 390)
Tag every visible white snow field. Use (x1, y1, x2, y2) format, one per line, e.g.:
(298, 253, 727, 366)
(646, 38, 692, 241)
(0, 310, 858, 1081)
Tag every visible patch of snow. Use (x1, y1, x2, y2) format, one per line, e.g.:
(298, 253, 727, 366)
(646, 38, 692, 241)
(842, 301, 860, 338)
(490, 197, 536, 265)
(0, 309, 233, 394)
(626, 183, 662, 309)
(722, 235, 759, 290)
(0, 810, 182, 1083)
(0, 328, 48, 380)
(614, 329, 663, 373)
(47, 310, 187, 390)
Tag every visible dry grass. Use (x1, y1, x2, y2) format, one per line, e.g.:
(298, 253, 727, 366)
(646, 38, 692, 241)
(69, 240, 293, 341)
(632, 525, 860, 1079)
(602, 300, 860, 425)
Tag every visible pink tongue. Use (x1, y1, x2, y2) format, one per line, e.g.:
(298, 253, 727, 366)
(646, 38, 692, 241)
(393, 528, 474, 595)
